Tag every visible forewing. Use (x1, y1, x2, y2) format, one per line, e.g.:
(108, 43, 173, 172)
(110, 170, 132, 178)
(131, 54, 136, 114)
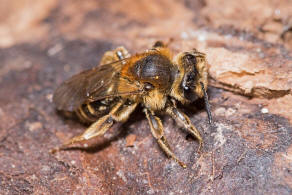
(53, 61, 122, 111)
(53, 59, 144, 111)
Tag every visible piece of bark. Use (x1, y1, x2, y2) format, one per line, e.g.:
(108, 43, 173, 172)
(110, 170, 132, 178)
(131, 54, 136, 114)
(126, 134, 136, 147)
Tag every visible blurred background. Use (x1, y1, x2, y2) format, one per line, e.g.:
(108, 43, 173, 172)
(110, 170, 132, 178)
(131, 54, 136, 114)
(0, 0, 291, 49)
(0, 0, 292, 194)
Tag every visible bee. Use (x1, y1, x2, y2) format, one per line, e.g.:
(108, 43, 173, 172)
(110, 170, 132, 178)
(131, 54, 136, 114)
(53, 41, 212, 168)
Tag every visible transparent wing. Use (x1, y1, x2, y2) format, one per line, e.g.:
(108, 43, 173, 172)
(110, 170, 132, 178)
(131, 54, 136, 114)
(53, 59, 143, 111)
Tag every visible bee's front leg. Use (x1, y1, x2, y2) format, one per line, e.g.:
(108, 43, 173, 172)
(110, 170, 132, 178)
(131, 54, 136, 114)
(51, 100, 137, 152)
(166, 101, 203, 151)
(144, 108, 187, 168)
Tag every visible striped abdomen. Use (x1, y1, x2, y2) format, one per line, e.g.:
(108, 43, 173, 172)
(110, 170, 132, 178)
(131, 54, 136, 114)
(76, 98, 119, 123)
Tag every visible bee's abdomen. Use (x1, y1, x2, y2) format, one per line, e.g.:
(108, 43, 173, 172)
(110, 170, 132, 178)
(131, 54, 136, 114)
(75, 98, 117, 123)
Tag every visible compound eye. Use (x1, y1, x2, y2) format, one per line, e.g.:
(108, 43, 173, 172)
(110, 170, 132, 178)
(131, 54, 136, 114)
(182, 71, 198, 101)
(184, 54, 197, 65)
(185, 72, 196, 87)
(183, 85, 197, 101)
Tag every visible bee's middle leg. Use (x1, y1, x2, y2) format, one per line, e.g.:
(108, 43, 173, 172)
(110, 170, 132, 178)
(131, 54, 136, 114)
(52, 101, 137, 152)
(144, 109, 187, 168)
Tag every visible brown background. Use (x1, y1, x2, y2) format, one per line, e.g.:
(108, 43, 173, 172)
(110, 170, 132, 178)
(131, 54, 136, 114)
(0, 0, 292, 194)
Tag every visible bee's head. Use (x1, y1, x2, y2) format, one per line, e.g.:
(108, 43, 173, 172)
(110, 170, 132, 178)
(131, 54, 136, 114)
(172, 49, 208, 102)
(171, 49, 212, 124)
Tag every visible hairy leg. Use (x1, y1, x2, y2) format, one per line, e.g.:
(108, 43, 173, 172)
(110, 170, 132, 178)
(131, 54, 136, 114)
(166, 102, 203, 151)
(100, 47, 130, 65)
(144, 108, 186, 168)
(52, 100, 137, 152)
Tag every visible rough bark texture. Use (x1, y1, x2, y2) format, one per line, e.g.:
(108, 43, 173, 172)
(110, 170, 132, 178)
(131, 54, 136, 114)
(0, 0, 292, 194)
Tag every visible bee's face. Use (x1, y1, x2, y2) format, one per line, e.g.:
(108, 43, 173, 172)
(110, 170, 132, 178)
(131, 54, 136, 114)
(171, 50, 208, 103)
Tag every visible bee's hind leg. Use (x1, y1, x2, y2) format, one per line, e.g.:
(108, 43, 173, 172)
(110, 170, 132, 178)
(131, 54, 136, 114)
(152, 38, 174, 48)
(100, 47, 130, 65)
(144, 109, 187, 168)
(51, 100, 137, 153)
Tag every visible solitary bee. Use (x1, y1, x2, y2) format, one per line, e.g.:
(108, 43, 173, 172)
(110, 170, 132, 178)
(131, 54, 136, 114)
(53, 41, 212, 168)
